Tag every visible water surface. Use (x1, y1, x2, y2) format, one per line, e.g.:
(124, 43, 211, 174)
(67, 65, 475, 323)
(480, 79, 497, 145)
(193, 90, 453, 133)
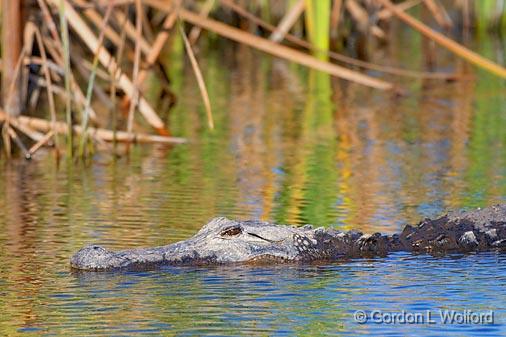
(0, 34, 505, 335)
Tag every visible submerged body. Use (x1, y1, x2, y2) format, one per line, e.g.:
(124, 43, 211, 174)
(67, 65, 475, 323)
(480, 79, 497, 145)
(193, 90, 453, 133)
(71, 204, 506, 271)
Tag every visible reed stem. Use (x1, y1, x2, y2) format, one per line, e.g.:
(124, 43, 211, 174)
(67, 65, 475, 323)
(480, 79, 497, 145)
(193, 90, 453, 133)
(304, 0, 331, 60)
(58, 0, 73, 157)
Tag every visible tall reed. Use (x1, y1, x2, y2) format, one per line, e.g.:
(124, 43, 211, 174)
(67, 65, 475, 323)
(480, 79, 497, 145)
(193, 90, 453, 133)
(304, 0, 330, 60)
(78, 1, 114, 157)
(475, 0, 505, 31)
(58, 0, 73, 157)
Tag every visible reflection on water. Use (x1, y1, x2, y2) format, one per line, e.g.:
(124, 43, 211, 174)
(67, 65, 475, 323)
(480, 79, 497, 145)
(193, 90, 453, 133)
(0, 35, 505, 335)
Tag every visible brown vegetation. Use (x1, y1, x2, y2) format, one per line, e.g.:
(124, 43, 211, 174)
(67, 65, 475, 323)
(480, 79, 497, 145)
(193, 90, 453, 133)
(0, 0, 505, 159)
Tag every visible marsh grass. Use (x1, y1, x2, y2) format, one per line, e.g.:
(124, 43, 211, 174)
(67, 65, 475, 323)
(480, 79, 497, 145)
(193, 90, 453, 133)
(78, 1, 114, 157)
(179, 21, 214, 130)
(1, 0, 505, 160)
(304, 0, 331, 60)
(58, 0, 73, 157)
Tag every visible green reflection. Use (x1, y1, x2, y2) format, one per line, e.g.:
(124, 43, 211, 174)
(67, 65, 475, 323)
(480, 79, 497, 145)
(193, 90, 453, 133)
(0, 29, 505, 336)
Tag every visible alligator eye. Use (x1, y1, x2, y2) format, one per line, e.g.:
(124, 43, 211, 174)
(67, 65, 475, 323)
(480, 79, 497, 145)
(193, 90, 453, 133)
(220, 226, 242, 237)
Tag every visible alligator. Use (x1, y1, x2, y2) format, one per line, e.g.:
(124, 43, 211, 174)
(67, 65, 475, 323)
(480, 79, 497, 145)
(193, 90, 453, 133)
(71, 204, 506, 271)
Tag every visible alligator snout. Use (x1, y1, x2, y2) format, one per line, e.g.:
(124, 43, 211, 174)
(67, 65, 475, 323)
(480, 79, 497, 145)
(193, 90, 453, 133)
(70, 244, 125, 270)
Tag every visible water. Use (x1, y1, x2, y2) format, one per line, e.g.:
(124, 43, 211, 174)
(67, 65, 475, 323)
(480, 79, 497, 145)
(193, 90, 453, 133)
(5, 253, 505, 336)
(0, 34, 505, 335)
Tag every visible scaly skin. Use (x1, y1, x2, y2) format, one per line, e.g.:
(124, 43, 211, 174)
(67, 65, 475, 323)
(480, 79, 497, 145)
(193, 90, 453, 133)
(70, 204, 506, 271)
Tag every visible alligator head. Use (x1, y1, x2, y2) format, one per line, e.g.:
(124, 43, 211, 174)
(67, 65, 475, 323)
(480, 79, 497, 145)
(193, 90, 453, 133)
(70, 217, 336, 271)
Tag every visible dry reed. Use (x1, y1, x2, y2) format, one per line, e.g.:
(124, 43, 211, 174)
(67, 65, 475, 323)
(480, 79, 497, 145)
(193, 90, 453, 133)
(1, 0, 504, 160)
